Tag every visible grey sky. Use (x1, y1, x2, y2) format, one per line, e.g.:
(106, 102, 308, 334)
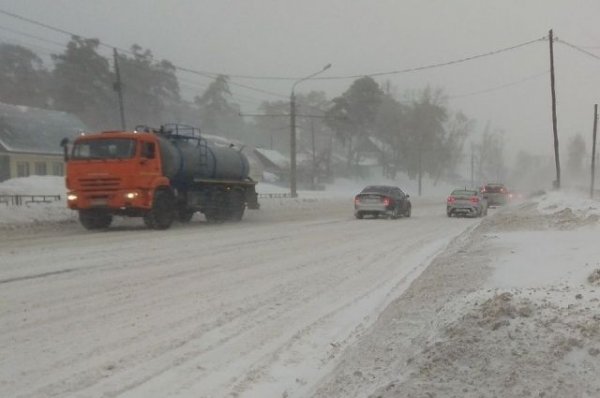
(1, 0, 599, 160)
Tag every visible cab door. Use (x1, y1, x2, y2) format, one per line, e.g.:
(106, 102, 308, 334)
(137, 139, 161, 187)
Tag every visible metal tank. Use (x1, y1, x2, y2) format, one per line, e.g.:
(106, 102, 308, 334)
(156, 134, 250, 183)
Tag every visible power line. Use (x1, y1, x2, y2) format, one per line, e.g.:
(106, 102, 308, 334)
(0, 7, 546, 82)
(176, 37, 548, 81)
(0, 7, 289, 100)
(555, 38, 600, 62)
(0, 23, 67, 49)
(342, 37, 547, 80)
(448, 70, 549, 99)
(0, 7, 553, 106)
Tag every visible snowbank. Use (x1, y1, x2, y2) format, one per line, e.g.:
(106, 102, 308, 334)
(314, 190, 600, 398)
(0, 176, 74, 226)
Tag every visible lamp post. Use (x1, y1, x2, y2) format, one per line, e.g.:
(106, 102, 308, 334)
(290, 63, 331, 197)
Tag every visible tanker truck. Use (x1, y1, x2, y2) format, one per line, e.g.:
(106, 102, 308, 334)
(61, 124, 259, 230)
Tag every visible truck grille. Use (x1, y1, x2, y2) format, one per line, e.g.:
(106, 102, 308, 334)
(78, 177, 121, 192)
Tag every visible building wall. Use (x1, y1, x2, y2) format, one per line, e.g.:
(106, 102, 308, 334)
(1, 152, 65, 181)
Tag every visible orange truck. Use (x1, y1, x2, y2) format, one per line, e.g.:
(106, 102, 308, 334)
(61, 124, 259, 230)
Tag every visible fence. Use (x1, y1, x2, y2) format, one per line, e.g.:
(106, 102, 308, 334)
(257, 193, 293, 199)
(0, 194, 62, 206)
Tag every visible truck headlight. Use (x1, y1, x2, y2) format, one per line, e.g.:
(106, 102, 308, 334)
(67, 194, 78, 201)
(124, 192, 139, 199)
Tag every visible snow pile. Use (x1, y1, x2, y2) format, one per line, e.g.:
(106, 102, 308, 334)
(536, 190, 600, 218)
(313, 190, 600, 398)
(372, 191, 600, 398)
(389, 286, 600, 397)
(0, 176, 75, 226)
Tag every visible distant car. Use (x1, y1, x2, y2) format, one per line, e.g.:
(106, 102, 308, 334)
(354, 185, 411, 219)
(447, 188, 488, 217)
(481, 183, 508, 206)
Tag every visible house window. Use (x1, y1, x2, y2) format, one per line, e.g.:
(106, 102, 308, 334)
(34, 162, 47, 175)
(17, 161, 30, 177)
(52, 162, 64, 176)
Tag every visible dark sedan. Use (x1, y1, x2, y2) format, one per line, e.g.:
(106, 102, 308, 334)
(481, 183, 508, 206)
(354, 185, 411, 219)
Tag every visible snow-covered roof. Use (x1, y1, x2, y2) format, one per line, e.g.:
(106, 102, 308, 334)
(0, 102, 87, 155)
(202, 133, 244, 148)
(255, 148, 289, 170)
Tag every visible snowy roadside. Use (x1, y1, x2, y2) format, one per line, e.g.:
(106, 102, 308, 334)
(312, 191, 600, 398)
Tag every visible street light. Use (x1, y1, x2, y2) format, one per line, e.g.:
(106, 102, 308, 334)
(290, 63, 331, 198)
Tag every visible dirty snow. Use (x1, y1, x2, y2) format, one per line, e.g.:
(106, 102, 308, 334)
(313, 191, 600, 398)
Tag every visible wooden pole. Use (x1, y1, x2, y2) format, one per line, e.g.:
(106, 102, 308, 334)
(113, 48, 126, 131)
(591, 104, 598, 198)
(549, 29, 561, 189)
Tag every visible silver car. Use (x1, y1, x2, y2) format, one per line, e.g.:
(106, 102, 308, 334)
(446, 189, 488, 217)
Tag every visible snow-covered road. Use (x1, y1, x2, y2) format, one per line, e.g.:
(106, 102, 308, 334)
(0, 197, 478, 398)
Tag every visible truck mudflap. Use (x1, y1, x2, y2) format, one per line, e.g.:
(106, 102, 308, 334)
(246, 187, 260, 209)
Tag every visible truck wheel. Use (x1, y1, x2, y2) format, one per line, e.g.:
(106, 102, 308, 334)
(204, 209, 224, 223)
(144, 190, 175, 230)
(79, 209, 112, 230)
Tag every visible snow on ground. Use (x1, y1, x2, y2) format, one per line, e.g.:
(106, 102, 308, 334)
(2, 176, 598, 397)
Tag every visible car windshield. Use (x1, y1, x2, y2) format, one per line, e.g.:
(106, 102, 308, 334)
(451, 190, 477, 196)
(360, 185, 391, 194)
(484, 185, 505, 193)
(72, 138, 137, 160)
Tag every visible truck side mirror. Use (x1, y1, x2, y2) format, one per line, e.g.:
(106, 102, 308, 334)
(60, 138, 70, 161)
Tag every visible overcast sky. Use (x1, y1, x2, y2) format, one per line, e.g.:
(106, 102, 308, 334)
(1, 0, 599, 161)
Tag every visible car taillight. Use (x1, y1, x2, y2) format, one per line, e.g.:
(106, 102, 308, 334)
(447, 196, 456, 203)
(382, 197, 391, 207)
(470, 196, 479, 203)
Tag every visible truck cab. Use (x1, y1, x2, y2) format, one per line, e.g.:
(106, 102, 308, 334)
(65, 131, 167, 215)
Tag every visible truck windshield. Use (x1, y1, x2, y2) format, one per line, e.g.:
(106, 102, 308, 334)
(72, 139, 137, 160)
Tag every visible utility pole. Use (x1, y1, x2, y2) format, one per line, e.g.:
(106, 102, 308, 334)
(113, 48, 126, 131)
(418, 140, 423, 196)
(289, 63, 331, 198)
(549, 29, 561, 189)
(290, 92, 297, 197)
(591, 104, 598, 199)
(470, 143, 474, 188)
(311, 119, 316, 190)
